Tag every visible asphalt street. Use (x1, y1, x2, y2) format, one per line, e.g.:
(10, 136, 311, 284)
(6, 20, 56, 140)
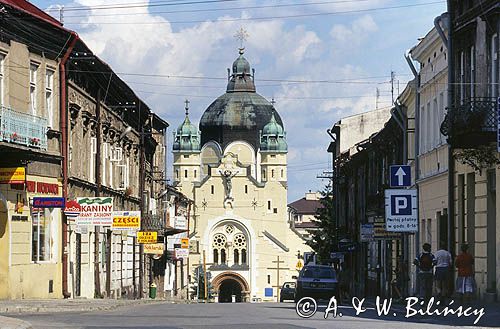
(4, 299, 498, 329)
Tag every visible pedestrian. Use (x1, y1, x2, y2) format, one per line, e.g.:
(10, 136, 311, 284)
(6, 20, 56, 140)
(434, 241, 452, 301)
(455, 244, 475, 304)
(392, 259, 409, 300)
(413, 243, 435, 301)
(338, 262, 351, 302)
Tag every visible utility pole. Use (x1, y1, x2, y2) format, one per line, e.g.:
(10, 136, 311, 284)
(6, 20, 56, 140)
(391, 71, 396, 104)
(203, 250, 207, 302)
(94, 88, 101, 297)
(376, 88, 380, 110)
(267, 256, 287, 303)
(59, 5, 64, 25)
(138, 101, 145, 299)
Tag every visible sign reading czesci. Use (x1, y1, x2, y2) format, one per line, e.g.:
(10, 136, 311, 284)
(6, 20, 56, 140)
(0, 167, 25, 184)
(137, 231, 157, 244)
(384, 189, 417, 232)
(112, 211, 140, 230)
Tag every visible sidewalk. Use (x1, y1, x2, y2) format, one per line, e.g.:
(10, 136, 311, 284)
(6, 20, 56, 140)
(0, 315, 32, 329)
(0, 297, 183, 314)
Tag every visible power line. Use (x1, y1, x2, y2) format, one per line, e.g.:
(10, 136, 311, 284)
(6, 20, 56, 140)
(59, 0, 373, 18)
(60, 1, 445, 25)
(45, 0, 242, 12)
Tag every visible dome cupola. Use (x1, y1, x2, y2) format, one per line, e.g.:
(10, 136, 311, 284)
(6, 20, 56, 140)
(226, 48, 256, 93)
(173, 100, 201, 152)
(260, 113, 287, 153)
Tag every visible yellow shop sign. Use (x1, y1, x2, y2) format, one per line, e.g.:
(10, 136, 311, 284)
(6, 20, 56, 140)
(137, 231, 157, 244)
(0, 167, 25, 184)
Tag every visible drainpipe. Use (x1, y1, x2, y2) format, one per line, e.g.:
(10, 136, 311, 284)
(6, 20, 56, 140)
(405, 48, 420, 296)
(435, 9, 455, 255)
(60, 31, 79, 299)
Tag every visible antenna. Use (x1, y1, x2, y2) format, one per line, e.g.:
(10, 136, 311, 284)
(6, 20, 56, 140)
(376, 88, 380, 110)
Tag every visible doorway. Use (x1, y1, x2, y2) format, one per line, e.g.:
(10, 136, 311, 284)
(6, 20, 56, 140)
(218, 279, 243, 303)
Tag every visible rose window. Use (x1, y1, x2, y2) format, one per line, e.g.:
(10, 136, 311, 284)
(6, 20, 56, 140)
(213, 233, 227, 248)
(233, 234, 246, 248)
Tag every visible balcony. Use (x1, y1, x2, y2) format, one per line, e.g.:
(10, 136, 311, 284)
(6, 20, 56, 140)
(440, 98, 497, 149)
(142, 214, 164, 233)
(0, 106, 48, 150)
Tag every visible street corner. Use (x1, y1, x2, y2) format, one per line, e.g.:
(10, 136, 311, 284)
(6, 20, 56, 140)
(0, 315, 32, 329)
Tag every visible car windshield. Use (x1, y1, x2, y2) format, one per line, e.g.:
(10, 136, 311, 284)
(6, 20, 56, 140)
(301, 267, 336, 279)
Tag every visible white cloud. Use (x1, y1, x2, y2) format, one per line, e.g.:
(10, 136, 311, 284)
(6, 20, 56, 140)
(330, 14, 378, 44)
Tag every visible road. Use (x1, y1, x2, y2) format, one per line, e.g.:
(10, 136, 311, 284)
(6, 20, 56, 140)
(6, 300, 496, 329)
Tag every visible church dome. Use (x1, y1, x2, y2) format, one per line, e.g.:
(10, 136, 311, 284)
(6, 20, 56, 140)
(200, 49, 284, 151)
(173, 102, 200, 152)
(260, 113, 287, 153)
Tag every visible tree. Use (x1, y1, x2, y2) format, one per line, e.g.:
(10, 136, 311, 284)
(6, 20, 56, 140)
(190, 265, 214, 301)
(306, 186, 337, 262)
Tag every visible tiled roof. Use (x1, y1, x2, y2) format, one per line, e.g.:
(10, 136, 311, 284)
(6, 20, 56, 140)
(288, 197, 323, 214)
(2, 0, 66, 29)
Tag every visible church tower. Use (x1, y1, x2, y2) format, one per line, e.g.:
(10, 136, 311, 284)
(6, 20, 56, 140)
(173, 47, 310, 303)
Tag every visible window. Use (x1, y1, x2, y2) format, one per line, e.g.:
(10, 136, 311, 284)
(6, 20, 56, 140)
(426, 218, 432, 244)
(89, 137, 97, 183)
(271, 169, 275, 178)
(184, 170, 188, 178)
(427, 102, 431, 151)
(213, 249, 219, 264)
(470, 46, 475, 99)
(491, 33, 498, 99)
(102, 143, 108, 185)
(117, 161, 129, 190)
(439, 92, 445, 144)
(30, 63, 38, 116)
(234, 249, 239, 265)
(110, 146, 123, 162)
(460, 50, 465, 104)
(31, 208, 55, 262)
(245, 185, 248, 194)
(419, 105, 425, 155)
(194, 170, 197, 178)
(433, 98, 438, 147)
(45, 69, 54, 128)
(221, 249, 226, 264)
(267, 200, 271, 211)
(175, 169, 179, 180)
(281, 169, 284, 178)
(241, 249, 247, 264)
(267, 275, 271, 284)
(211, 185, 214, 194)
(262, 169, 266, 180)
(0, 53, 4, 106)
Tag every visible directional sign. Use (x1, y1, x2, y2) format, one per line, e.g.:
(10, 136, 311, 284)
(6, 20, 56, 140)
(390, 165, 411, 188)
(385, 189, 417, 232)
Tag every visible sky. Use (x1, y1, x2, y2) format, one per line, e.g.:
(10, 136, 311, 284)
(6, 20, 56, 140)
(33, 0, 447, 202)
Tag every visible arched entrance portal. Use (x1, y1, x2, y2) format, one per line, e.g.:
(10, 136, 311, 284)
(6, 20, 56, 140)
(219, 279, 242, 303)
(212, 272, 250, 303)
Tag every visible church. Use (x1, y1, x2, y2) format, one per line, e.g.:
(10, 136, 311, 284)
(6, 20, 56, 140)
(172, 47, 310, 302)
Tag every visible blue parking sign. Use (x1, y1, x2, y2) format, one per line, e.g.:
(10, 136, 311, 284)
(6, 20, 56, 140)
(390, 165, 411, 187)
(390, 195, 412, 215)
(385, 189, 418, 232)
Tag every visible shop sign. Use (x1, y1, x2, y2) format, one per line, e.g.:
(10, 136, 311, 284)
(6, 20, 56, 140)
(33, 197, 65, 208)
(144, 243, 165, 255)
(0, 167, 25, 184)
(112, 211, 141, 230)
(77, 197, 113, 226)
(137, 231, 157, 244)
(26, 181, 59, 195)
(64, 200, 81, 219)
(373, 222, 402, 240)
(180, 238, 189, 249)
(174, 216, 187, 230)
(11, 215, 28, 221)
(360, 223, 374, 242)
(174, 248, 189, 259)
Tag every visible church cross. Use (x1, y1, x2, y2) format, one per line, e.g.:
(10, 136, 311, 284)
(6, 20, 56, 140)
(234, 27, 249, 50)
(184, 99, 190, 116)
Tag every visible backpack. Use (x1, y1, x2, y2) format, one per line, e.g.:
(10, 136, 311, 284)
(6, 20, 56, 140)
(419, 253, 433, 271)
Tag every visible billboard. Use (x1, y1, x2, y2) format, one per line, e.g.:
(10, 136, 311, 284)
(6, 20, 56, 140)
(77, 197, 114, 226)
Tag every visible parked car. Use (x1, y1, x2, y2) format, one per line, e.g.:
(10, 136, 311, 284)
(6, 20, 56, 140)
(295, 265, 338, 302)
(279, 282, 296, 302)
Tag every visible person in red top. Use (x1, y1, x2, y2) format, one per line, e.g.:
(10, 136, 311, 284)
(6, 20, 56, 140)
(455, 244, 475, 304)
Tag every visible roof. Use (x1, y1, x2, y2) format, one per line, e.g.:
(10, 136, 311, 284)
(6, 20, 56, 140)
(1, 0, 66, 30)
(288, 197, 323, 214)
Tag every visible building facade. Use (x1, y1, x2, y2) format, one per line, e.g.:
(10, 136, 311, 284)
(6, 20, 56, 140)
(287, 192, 321, 240)
(172, 49, 310, 302)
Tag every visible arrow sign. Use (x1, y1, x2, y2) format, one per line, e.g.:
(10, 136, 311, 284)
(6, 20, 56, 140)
(390, 165, 411, 187)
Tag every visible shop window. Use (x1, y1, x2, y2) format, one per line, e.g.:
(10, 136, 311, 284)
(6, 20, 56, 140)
(31, 209, 54, 262)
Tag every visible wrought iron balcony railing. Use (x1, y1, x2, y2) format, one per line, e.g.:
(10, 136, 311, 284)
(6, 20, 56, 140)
(0, 106, 48, 150)
(142, 214, 164, 233)
(440, 97, 497, 148)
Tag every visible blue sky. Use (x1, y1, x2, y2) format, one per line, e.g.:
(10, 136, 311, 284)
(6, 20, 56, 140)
(33, 0, 447, 202)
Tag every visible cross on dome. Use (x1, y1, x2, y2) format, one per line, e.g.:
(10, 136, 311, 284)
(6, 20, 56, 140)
(234, 27, 249, 54)
(184, 99, 190, 116)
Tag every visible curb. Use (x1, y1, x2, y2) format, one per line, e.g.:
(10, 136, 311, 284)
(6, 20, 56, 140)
(0, 315, 32, 329)
(0, 299, 172, 314)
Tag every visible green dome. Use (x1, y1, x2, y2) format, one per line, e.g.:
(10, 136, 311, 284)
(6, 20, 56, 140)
(173, 105, 200, 152)
(260, 113, 287, 153)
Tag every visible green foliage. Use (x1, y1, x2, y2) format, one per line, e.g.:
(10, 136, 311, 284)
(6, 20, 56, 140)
(454, 145, 500, 174)
(190, 266, 214, 301)
(306, 186, 336, 262)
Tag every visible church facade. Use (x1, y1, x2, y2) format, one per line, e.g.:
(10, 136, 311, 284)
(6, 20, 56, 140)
(172, 49, 310, 302)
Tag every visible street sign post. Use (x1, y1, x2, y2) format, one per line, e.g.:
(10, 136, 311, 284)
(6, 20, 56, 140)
(385, 189, 417, 232)
(497, 97, 500, 152)
(389, 165, 411, 187)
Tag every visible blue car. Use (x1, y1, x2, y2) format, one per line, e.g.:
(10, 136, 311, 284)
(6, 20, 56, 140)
(295, 265, 338, 302)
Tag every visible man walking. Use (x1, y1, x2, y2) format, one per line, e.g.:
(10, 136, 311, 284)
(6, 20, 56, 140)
(455, 244, 475, 304)
(434, 242, 452, 301)
(413, 243, 435, 301)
